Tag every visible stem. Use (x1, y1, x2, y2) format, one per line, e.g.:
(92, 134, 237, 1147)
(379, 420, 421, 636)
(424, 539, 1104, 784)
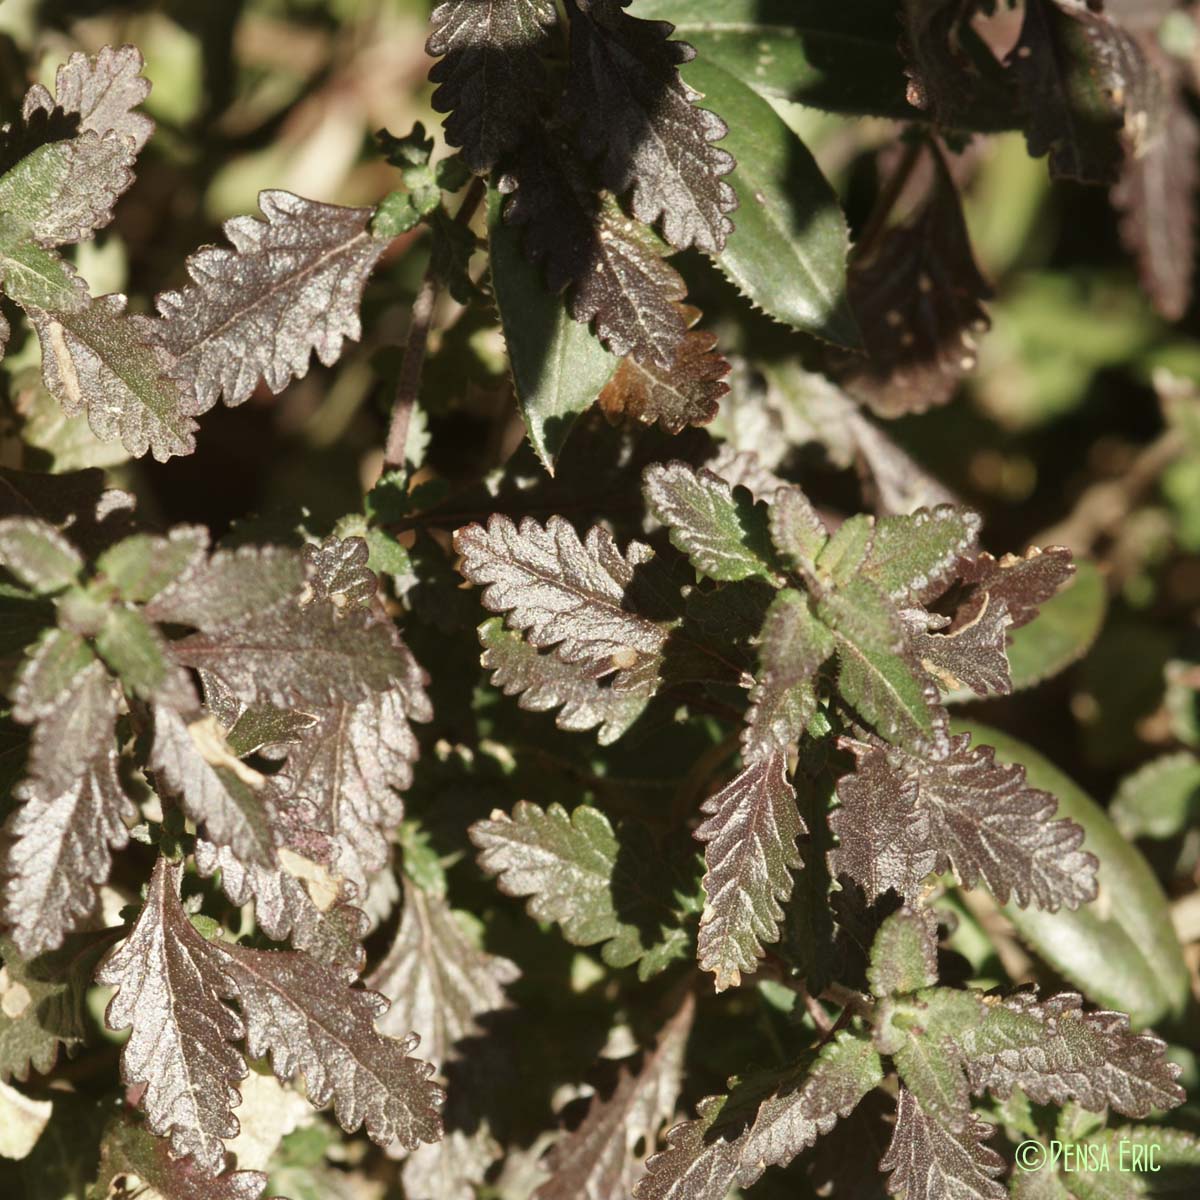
(383, 175, 486, 471)
(1036, 428, 1185, 553)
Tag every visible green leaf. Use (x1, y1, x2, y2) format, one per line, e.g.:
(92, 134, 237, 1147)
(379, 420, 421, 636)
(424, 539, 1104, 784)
(643, 461, 778, 583)
(0, 934, 106, 1084)
(94, 605, 183, 703)
(868, 907, 938, 999)
(487, 186, 618, 472)
(768, 486, 828, 570)
(679, 58, 858, 347)
(633, 0, 916, 117)
(743, 588, 832, 762)
(0, 226, 87, 313)
(0, 518, 83, 594)
(953, 721, 1190, 1028)
(884, 988, 979, 1128)
(95, 526, 208, 604)
(30, 295, 197, 462)
(1003, 559, 1106, 693)
(470, 802, 696, 979)
(818, 577, 942, 749)
(815, 514, 874, 586)
(862, 507, 981, 604)
(961, 991, 1183, 1118)
(1111, 752, 1200, 840)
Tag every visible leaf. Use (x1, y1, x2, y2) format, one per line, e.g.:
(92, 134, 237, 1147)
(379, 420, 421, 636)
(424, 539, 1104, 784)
(371, 875, 519, 1058)
(1009, 0, 1152, 185)
(632, 0, 916, 118)
(0, 1079, 52, 1161)
(1112, 60, 1198, 321)
(881, 988, 979, 1128)
(867, 906, 939, 999)
(1002, 558, 1105, 694)
(742, 589, 833, 762)
(643, 461, 776, 583)
(1082, 1124, 1200, 1194)
(767, 486, 828, 570)
(426, 0, 557, 172)
(862, 506, 981, 605)
(21, 44, 153, 155)
(880, 1088, 1005, 1200)
(454, 514, 668, 677)
(0, 221, 90, 311)
(0, 132, 136, 251)
(679, 57, 859, 346)
(499, 134, 689, 368)
(904, 595, 1013, 699)
(596, 303, 729, 434)
(150, 191, 388, 414)
(565, 0, 736, 254)
(633, 1093, 743, 1200)
(96, 604, 194, 705)
(956, 721, 1190, 1028)
(99, 858, 445, 1173)
(29, 295, 197, 462)
(301, 535, 380, 608)
(739, 1029, 883, 1174)
(9, 627, 94, 724)
(1, 662, 135, 957)
(0, 933, 105, 1083)
(816, 514, 874, 585)
(144, 543, 304, 630)
(171, 595, 409, 710)
(695, 753, 803, 991)
(471, 802, 695, 977)
(844, 143, 991, 418)
(193, 837, 367, 979)
(278, 681, 429, 891)
(831, 739, 936, 905)
(150, 708, 276, 867)
(0, 517, 82, 594)
(478, 617, 655, 745)
(96, 859, 247, 1176)
(92, 1114, 268, 1200)
(535, 993, 694, 1200)
(817, 577, 944, 750)
(487, 186, 618, 473)
(1111, 752, 1200, 841)
(892, 734, 1096, 910)
(961, 991, 1185, 1118)
(218, 941, 444, 1156)
(95, 526, 209, 604)
(957, 546, 1075, 630)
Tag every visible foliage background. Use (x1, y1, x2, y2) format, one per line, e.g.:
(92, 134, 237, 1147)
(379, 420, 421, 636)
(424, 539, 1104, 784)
(2, 1, 1200, 1198)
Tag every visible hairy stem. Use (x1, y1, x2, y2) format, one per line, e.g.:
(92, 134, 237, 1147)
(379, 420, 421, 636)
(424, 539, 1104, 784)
(383, 176, 485, 469)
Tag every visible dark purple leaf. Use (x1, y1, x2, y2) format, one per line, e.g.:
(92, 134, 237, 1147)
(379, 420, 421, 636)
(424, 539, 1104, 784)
(565, 0, 737, 253)
(843, 143, 991, 418)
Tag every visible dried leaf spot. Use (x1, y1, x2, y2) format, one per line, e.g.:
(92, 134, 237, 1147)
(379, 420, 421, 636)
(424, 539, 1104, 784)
(189, 716, 266, 790)
(0, 970, 32, 1020)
